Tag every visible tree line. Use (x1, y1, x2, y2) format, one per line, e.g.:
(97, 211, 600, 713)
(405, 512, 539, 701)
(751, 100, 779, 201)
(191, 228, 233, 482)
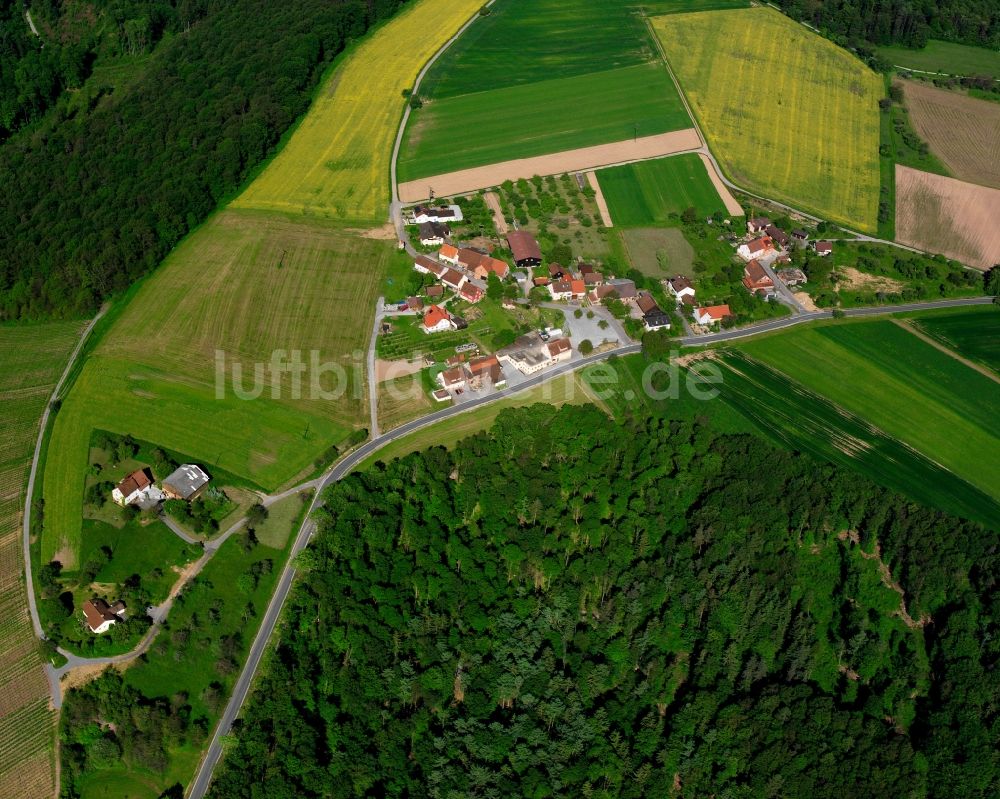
(0, 0, 408, 320)
(200, 402, 999, 798)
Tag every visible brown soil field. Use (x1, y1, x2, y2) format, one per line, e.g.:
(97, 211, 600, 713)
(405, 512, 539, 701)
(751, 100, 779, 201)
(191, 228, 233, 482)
(586, 172, 614, 228)
(899, 79, 1000, 189)
(398, 128, 701, 202)
(834, 266, 905, 293)
(895, 165, 1000, 269)
(697, 153, 744, 216)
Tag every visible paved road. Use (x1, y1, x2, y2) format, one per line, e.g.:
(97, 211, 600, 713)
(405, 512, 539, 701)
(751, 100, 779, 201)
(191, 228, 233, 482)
(22, 308, 106, 641)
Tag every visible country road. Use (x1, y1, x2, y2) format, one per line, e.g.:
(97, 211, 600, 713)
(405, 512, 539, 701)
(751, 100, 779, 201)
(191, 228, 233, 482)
(186, 292, 994, 798)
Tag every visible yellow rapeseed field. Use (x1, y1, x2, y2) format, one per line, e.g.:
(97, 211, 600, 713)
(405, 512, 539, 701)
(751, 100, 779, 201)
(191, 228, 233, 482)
(235, 0, 483, 223)
(653, 8, 881, 232)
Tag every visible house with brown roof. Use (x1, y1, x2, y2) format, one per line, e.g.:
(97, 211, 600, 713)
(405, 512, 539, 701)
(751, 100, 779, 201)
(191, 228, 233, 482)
(440, 268, 467, 292)
(82, 598, 126, 634)
(472, 257, 510, 281)
(547, 338, 572, 362)
(548, 280, 573, 301)
(742, 259, 775, 294)
(605, 279, 637, 302)
(548, 263, 565, 279)
(414, 255, 446, 277)
(636, 292, 670, 331)
(459, 283, 484, 304)
(583, 272, 604, 288)
(667, 275, 695, 303)
(112, 468, 153, 506)
(438, 365, 469, 390)
(533, 276, 551, 287)
(419, 221, 450, 246)
(737, 236, 774, 261)
(694, 305, 732, 326)
(815, 240, 833, 257)
(457, 247, 487, 271)
(765, 224, 789, 248)
(507, 231, 542, 267)
(636, 293, 658, 315)
(406, 296, 425, 312)
(423, 305, 456, 334)
(426, 285, 444, 298)
(747, 217, 771, 234)
(468, 354, 506, 388)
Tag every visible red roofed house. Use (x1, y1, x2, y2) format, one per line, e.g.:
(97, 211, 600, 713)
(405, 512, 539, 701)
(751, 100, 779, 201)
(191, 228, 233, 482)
(532, 276, 550, 287)
(459, 283, 484, 304)
(112, 468, 153, 506)
(548, 263, 565, 279)
(473, 257, 510, 281)
(667, 275, 695, 303)
(423, 305, 456, 333)
(507, 231, 542, 267)
(742, 259, 775, 294)
(694, 305, 732, 326)
(737, 236, 774, 261)
(438, 365, 469, 390)
(569, 279, 586, 299)
(82, 598, 126, 634)
(816, 240, 833, 256)
(440, 268, 467, 292)
(546, 338, 572, 363)
(548, 280, 573, 301)
(414, 255, 446, 276)
(438, 243, 460, 264)
(468, 354, 506, 388)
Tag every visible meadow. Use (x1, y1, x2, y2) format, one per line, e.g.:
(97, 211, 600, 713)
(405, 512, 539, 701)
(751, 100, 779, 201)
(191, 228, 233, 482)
(42, 210, 391, 569)
(654, 7, 881, 231)
(877, 39, 1000, 78)
(898, 79, 1000, 189)
(620, 228, 696, 276)
(398, 63, 690, 182)
(909, 306, 1000, 373)
(739, 319, 1000, 502)
(597, 154, 732, 225)
(0, 320, 85, 799)
(232, 0, 484, 220)
(417, 0, 747, 99)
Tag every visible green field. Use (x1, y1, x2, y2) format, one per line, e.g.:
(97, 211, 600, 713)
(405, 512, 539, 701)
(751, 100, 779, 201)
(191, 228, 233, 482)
(620, 227, 696, 276)
(910, 306, 1000, 372)
(706, 351, 1000, 529)
(877, 39, 1000, 78)
(42, 210, 391, 569)
(399, 63, 690, 181)
(739, 319, 1000, 502)
(418, 0, 748, 100)
(654, 8, 881, 231)
(598, 154, 731, 225)
(0, 320, 84, 799)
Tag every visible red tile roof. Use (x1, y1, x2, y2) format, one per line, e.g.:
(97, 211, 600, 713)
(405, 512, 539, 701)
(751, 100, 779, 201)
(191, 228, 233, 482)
(116, 469, 151, 497)
(507, 231, 542, 263)
(423, 305, 450, 328)
(570, 279, 586, 296)
(698, 304, 732, 321)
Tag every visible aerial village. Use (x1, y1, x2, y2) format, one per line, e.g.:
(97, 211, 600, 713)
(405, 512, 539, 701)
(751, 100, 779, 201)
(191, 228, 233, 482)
(380, 195, 833, 407)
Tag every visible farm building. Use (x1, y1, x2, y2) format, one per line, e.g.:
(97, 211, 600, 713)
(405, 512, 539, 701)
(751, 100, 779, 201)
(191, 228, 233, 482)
(419, 221, 450, 246)
(82, 598, 126, 634)
(694, 305, 732, 325)
(737, 236, 774, 261)
(469, 354, 506, 388)
(742, 259, 775, 294)
(507, 231, 542, 267)
(765, 225, 789, 248)
(423, 305, 456, 333)
(411, 204, 463, 224)
(791, 229, 809, 243)
(583, 272, 604, 288)
(162, 464, 211, 502)
(112, 468, 154, 506)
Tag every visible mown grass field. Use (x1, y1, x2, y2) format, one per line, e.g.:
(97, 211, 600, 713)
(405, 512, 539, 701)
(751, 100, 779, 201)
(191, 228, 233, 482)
(0, 320, 85, 799)
(418, 0, 747, 99)
(739, 319, 1000, 503)
(42, 210, 393, 568)
(654, 7, 881, 231)
(398, 63, 690, 182)
(233, 0, 483, 220)
(621, 227, 696, 276)
(597, 154, 730, 225)
(356, 372, 596, 471)
(909, 306, 1000, 373)
(877, 39, 1000, 78)
(708, 350, 1000, 530)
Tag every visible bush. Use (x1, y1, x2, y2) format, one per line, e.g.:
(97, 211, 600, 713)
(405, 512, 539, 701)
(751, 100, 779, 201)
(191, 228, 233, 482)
(578, 339, 594, 355)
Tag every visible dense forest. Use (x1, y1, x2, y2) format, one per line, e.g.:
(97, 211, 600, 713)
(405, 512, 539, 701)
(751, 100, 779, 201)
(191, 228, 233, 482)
(776, 0, 1000, 48)
(198, 402, 999, 798)
(0, 0, 407, 320)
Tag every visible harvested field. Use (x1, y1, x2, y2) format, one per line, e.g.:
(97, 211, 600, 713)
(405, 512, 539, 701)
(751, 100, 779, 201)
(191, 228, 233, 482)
(376, 358, 426, 383)
(895, 165, 1000, 269)
(899, 79, 1000, 189)
(378, 373, 432, 432)
(398, 128, 701, 202)
(654, 7, 881, 231)
(233, 0, 483, 221)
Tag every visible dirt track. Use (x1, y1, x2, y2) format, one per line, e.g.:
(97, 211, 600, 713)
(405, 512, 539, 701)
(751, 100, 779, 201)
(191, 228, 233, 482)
(586, 172, 613, 227)
(697, 153, 744, 216)
(399, 128, 701, 201)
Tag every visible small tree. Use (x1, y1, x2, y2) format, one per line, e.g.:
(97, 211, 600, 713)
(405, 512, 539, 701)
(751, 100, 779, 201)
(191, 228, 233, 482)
(487, 272, 503, 301)
(408, 95, 423, 110)
(578, 339, 594, 355)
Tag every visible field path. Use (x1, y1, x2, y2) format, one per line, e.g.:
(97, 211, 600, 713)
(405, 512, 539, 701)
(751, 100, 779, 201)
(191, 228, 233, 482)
(893, 319, 1000, 385)
(586, 172, 613, 227)
(697, 153, 743, 216)
(483, 191, 508, 235)
(398, 128, 701, 201)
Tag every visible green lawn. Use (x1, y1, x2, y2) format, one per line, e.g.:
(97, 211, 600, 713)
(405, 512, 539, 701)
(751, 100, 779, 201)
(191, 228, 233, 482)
(909, 306, 1000, 373)
(253, 492, 310, 549)
(82, 518, 201, 602)
(399, 63, 690, 181)
(597, 154, 731, 225)
(739, 320, 1000, 501)
(877, 39, 1000, 78)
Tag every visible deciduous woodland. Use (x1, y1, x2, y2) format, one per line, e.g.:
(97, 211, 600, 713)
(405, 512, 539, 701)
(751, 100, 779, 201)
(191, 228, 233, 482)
(199, 403, 998, 798)
(0, 0, 408, 321)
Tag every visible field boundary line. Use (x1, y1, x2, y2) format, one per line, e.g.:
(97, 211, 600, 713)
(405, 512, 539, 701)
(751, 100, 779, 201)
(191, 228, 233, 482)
(892, 319, 1000, 385)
